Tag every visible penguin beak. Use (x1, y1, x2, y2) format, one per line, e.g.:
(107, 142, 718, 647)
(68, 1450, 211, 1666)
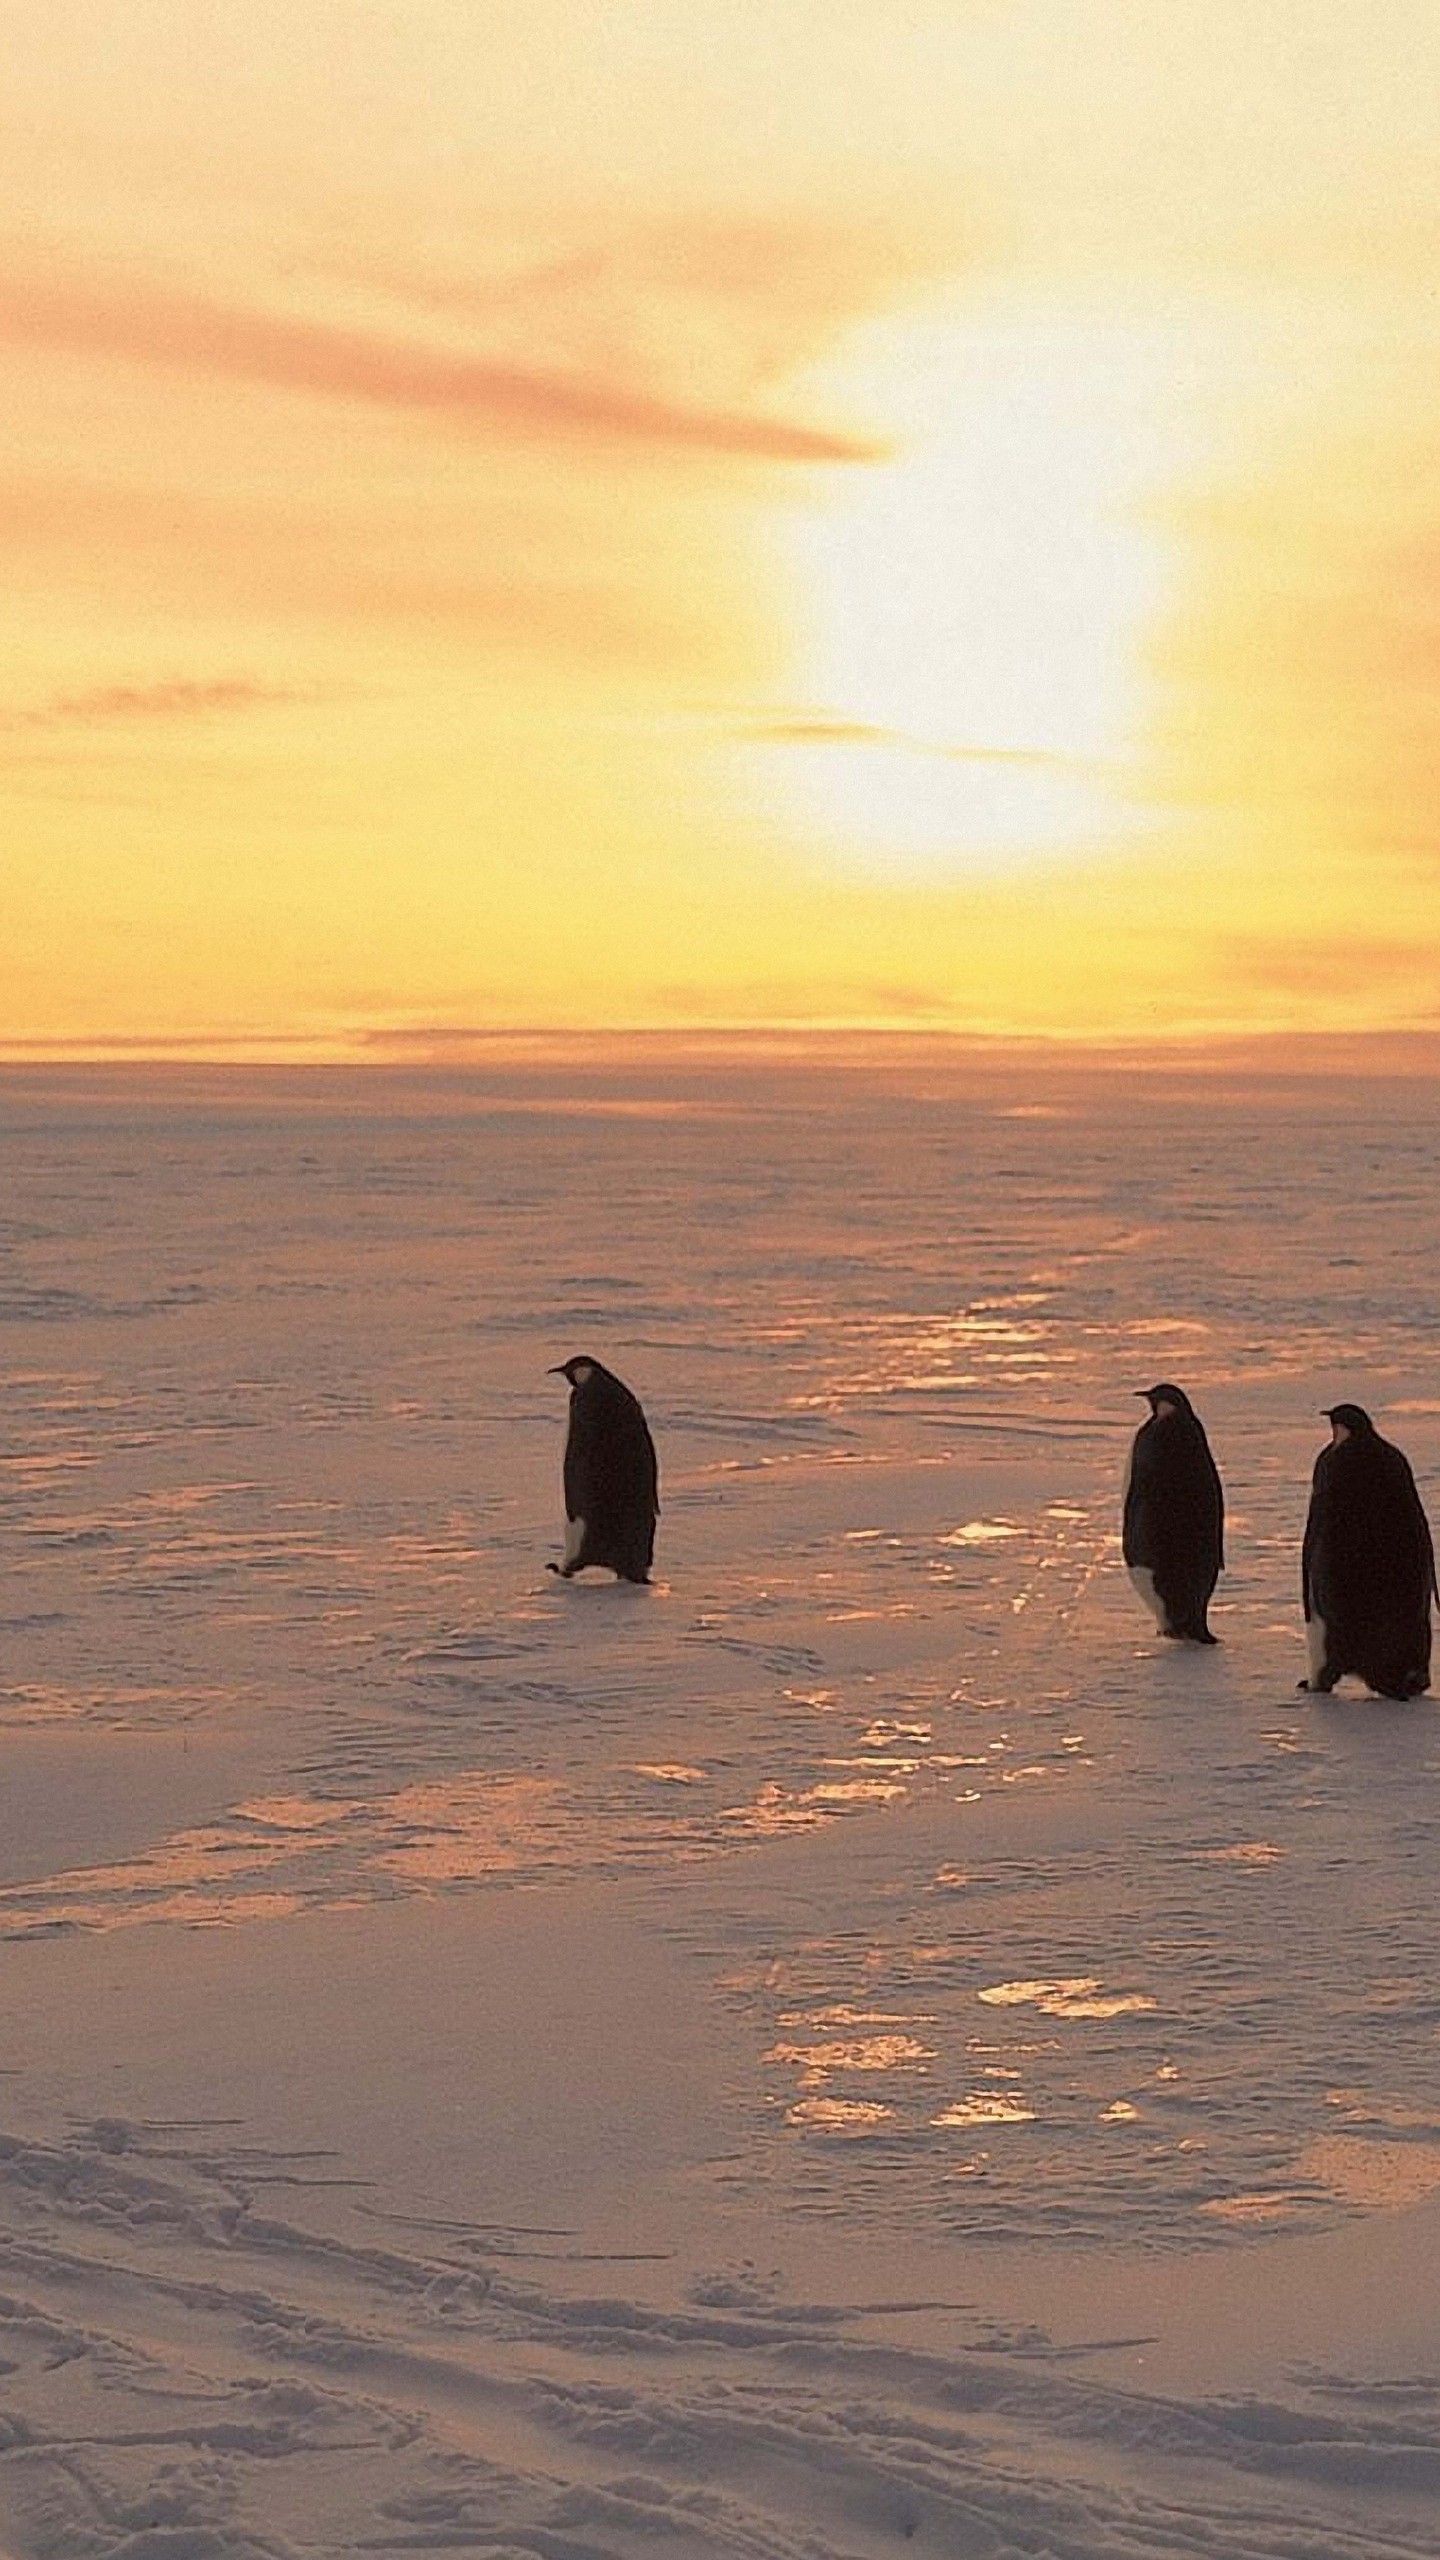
(546, 1364, 569, 1377)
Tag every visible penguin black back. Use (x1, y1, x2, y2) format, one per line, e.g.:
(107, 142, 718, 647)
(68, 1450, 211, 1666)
(547, 1356, 659, 1584)
(1123, 1382, 1225, 1643)
(1302, 1404, 1435, 1698)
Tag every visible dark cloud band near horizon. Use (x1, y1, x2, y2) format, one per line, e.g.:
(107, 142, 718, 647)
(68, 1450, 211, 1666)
(0, 261, 885, 464)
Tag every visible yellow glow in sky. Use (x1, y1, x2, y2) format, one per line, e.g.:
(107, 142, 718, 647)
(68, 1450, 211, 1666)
(4, 2, 1440, 1049)
(751, 295, 1199, 873)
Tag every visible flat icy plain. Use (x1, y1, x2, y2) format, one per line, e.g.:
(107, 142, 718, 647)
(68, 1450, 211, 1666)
(1, 1045, 1438, 2557)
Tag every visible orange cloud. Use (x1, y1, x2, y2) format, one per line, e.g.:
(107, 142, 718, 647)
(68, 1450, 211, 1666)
(0, 471, 743, 681)
(323, 211, 955, 414)
(742, 714, 1089, 766)
(0, 677, 309, 729)
(1216, 935, 1439, 1001)
(0, 257, 883, 462)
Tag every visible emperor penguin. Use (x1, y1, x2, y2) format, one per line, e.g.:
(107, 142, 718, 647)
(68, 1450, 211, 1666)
(1301, 1403, 1435, 1699)
(1123, 1383, 1225, 1643)
(546, 1356, 659, 1584)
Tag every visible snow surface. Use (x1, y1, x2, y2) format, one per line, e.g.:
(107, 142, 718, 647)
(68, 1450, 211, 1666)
(1, 1045, 1439, 2557)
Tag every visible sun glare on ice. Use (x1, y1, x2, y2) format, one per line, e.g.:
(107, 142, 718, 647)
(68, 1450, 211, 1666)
(755, 294, 1206, 878)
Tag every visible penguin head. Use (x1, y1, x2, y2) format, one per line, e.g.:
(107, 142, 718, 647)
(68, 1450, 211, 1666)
(1324, 1400, 1373, 1441)
(1137, 1382, 1193, 1420)
(548, 1356, 600, 1389)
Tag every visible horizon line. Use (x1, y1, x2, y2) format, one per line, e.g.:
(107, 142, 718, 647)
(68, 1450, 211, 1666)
(6, 1022, 1440, 1077)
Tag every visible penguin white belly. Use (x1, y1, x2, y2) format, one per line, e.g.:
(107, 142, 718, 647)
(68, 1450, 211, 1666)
(1306, 1612, 1328, 1682)
(1128, 1564, 1168, 1630)
(562, 1513, 588, 1569)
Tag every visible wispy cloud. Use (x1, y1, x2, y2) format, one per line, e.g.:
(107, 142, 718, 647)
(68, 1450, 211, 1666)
(0, 677, 308, 731)
(1216, 933, 1436, 999)
(0, 471, 745, 678)
(319, 212, 952, 415)
(0, 258, 883, 462)
(741, 713, 1099, 767)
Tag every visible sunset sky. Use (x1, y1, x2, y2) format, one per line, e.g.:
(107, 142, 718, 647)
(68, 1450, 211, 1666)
(6, 1, 1440, 1051)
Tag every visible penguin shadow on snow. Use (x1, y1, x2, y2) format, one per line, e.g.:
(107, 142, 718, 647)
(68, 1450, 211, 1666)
(542, 1568, 670, 1605)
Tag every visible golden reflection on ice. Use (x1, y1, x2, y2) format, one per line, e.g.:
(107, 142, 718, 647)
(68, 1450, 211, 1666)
(823, 1605, 919, 1624)
(968, 2036, 1063, 2059)
(2, 1830, 304, 1899)
(152, 1891, 307, 1929)
(721, 1777, 904, 1836)
(0, 1682, 228, 1730)
(775, 2003, 932, 2030)
(0, 1888, 308, 1936)
(932, 2093, 1038, 2127)
(2, 1456, 99, 1494)
(940, 1520, 1021, 1548)
(1200, 2193, 1313, 2228)
(1324, 2090, 1440, 2131)
(1297, 2136, 1440, 2209)
(632, 1762, 708, 1783)
(978, 1978, 1157, 2020)
(785, 2098, 896, 2134)
(236, 1794, 359, 1831)
(376, 1774, 567, 1881)
(766, 2032, 935, 2084)
(0, 1772, 589, 1928)
(1195, 1841, 1284, 1866)
(824, 1752, 924, 1776)
(792, 1294, 1064, 1407)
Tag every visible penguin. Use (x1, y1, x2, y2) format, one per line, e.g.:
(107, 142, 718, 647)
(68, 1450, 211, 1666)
(1122, 1383, 1225, 1643)
(546, 1356, 659, 1584)
(1300, 1403, 1435, 1699)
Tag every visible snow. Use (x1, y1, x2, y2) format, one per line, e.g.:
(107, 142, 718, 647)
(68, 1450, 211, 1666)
(1, 1044, 1438, 2556)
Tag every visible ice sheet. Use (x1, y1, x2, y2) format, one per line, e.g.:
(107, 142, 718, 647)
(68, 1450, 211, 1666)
(1, 1047, 1438, 2555)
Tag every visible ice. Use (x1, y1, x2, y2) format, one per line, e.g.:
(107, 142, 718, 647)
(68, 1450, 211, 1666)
(1, 1045, 1438, 2555)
